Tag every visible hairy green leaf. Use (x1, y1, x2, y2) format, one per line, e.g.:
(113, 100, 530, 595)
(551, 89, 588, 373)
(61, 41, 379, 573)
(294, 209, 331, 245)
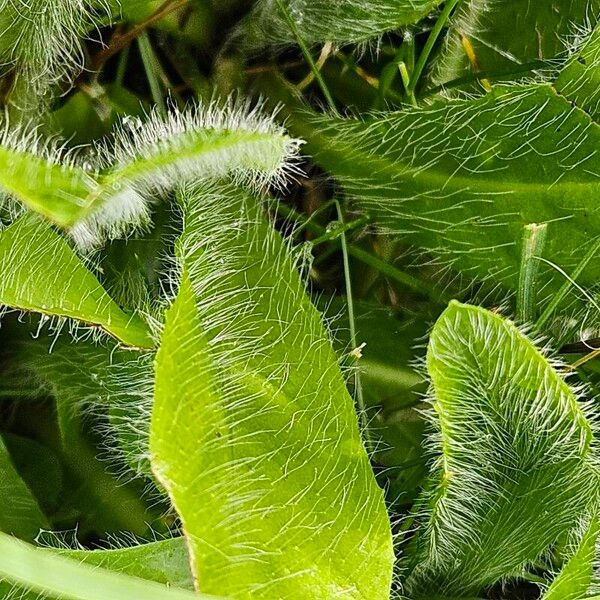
(430, 0, 600, 89)
(404, 301, 600, 596)
(240, 0, 443, 46)
(150, 181, 394, 599)
(59, 538, 193, 590)
(0, 0, 106, 103)
(286, 84, 600, 296)
(0, 532, 216, 600)
(542, 518, 600, 600)
(555, 22, 600, 121)
(0, 436, 47, 540)
(0, 215, 153, 348)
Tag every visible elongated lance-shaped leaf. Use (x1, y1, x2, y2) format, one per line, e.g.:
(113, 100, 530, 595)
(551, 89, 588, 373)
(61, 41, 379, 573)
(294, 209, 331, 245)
(0, 214, 153, 348)
(283, 83, 600, 297)
(59, 538, 193, 590)
(541, 518, 600, 600)
(150, 180, 394, 599)
(555, 21, 600, 122)
(0, 436, 47, 540)
(429, 0, 600, 91)
(0, 532, 218, 600)
(403, 301, 600, 597)
(0, 101, 300, 248)
(239, 0, 443, 46)
(0, 537, 193, 598)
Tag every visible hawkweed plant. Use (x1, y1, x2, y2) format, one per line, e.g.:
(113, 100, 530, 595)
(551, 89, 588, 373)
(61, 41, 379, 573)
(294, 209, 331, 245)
(1, 1, 600, 600)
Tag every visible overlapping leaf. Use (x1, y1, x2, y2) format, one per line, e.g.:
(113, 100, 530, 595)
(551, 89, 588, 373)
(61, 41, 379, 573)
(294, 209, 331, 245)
(240, 0, 443, 47)
(0, 215, 153, 347)
(403, 302, 600, 597)
(0, 532, 213, 600)
(0, 101, 300, 247)
(430, 0, 600, 90)
(284, 83, 600, 298)
(542, 518, 600, 600)
(150, 180, 394, 599)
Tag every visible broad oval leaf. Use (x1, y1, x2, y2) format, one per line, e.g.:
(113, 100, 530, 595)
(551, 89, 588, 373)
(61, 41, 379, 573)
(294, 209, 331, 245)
(150, 181, 394, 599)
(0, 215, 153, 348)
(286, 84, 600, 296)
(403, 301, 600, 596)
(240, 0, 443, 46)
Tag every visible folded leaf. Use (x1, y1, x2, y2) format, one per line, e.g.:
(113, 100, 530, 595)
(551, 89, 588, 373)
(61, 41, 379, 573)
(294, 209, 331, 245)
(0, 532, 215, 600)
(0, 215, 153, 348)
(288, 84, 600, 295)
(404, 301, 600, 596)
(240, 0, 443, 46)
(542, 518, 600, 600)
(0, 102, 300, 249)
(150, 181, 394, 599)
(555, 22, 600, 121)
(0, 436, 47, 540)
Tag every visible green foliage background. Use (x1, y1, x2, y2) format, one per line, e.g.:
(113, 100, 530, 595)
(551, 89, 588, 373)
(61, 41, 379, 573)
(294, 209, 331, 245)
(1, 1, 600, 599)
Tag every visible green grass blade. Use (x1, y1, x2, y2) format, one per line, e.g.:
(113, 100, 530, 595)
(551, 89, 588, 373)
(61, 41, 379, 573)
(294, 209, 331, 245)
(0, 436, 48, 540)
(404, 301, 600, 596)
(0, 215, 153, 348)
(0, 532, 219, 600)
(150, 180, 394, 598)
(240, 0, 444, 46)
(541, 518, 600, 600)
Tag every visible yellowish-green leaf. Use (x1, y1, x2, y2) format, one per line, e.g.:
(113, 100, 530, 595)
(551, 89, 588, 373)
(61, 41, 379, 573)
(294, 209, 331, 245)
(0, 215, 153, 348)
(150, 181, 393, 599)
(542, 518, 600, 600)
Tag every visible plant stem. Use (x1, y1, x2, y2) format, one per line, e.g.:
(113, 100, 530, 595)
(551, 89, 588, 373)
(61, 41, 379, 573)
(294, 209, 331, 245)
(138, 32, 166, 114)
(537, 238, 600, 329)
(92, 0, 189, 69)
(517, 223, 547, 323)
(274, 0, 338, 115)
(335, 200, 372, 451)
(408, 0, 462, 99)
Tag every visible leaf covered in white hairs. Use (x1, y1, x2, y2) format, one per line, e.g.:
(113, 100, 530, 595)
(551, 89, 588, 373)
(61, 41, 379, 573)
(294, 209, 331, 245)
(0, 99, 302, 249)
(239, 0, 443, 47)
(0, 0, 108, 102)
(150, 179, 394, 599)
(289, 84, 600, 301)
(403, 301, 600, 597)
